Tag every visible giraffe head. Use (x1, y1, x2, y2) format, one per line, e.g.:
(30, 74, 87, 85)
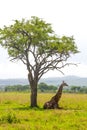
(62, 81, 68, 87)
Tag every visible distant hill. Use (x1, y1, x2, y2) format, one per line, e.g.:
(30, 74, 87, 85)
(40, 76, 87, 86)
(0, 79, 28, 89)
(0, 76, 87, 89)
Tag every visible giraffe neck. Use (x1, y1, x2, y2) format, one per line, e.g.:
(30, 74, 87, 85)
(55, 84, 64, 103)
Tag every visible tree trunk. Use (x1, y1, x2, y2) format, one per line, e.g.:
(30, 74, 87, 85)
(28, 73, 38, 107)
(30, 86, 37, 107)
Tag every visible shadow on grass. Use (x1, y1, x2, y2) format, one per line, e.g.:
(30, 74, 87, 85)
(13, 105, 66, 111)
(13, 105, 44, 111)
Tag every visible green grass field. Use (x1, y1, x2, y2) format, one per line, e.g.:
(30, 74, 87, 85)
(0, 92, 87, 130)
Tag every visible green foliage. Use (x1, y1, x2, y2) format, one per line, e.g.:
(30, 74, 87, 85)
(64, 85, 87, 93)
(38, 82, 57, 92)
(79, 86, 87, 93)
(0, 17, 53, 57)
(5, 85, 30, 92)
(0, 16, 78, 67)
(4, 84, 87, 93)
(4, 83, 57, 92)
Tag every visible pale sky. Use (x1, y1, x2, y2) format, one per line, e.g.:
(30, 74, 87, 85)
(0, 0, 87, 79)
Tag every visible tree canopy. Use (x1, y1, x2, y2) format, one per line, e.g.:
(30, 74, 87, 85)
(0, 16, 79, 107)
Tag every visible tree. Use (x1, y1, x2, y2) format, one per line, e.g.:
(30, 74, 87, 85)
(5, 85, 29, 92)
(38, 82, 57, 92)
(71, 86, 81, 93)
(38, 82, 48, 92)
(0, 16, 78, 107)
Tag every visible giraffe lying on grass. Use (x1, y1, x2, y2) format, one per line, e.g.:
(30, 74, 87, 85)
(43, 81, 68, 109)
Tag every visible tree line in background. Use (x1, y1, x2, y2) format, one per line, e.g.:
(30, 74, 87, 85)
(2, 82, 87, 93)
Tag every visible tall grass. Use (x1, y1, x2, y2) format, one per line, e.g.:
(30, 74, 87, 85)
(0, 92, 87, 130)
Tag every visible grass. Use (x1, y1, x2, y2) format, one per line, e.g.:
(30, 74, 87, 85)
(0, 92, 87, 130)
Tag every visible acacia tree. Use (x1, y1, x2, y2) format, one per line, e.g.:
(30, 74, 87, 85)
(0, 16, 78, 107)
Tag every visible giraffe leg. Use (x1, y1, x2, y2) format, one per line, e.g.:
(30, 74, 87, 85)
(43, 102, 51, 109)
(53, 103, 58, 109)
(43, 101, 54, 109)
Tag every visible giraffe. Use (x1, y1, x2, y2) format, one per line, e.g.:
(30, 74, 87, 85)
(43, 81, 68, 109)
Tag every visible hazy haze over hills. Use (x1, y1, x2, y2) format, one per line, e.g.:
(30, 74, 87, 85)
(40, 76, 87, 86)
(0, 76, 87, 88)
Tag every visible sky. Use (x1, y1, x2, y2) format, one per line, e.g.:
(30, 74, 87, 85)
(0, 0, 87, 79)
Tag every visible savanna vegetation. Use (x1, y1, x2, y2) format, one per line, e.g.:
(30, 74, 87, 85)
(0, 92, 87, 130)
(3, 83, 87, 93)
